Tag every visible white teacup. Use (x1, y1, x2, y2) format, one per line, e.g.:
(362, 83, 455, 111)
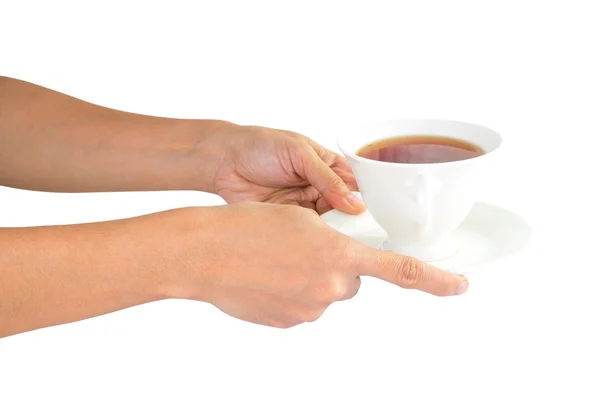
(338, 119, 503, 262)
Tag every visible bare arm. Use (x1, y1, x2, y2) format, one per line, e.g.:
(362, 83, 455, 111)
(0, 76, 232, 193)
(0, 203, 466, 338)
(0, 208, 188, 337)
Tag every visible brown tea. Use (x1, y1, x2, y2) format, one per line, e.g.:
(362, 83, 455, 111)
(356, 135, 485, 164)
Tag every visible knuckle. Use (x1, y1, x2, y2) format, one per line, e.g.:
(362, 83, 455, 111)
(348, 278, 361, 299)
(270, 320, 296, 329)
(311, 228, 348, 266)
(334, 153, 350, 166)
(268, 320, 285, 329)
(278, 202, 300, 213)
(284, 203, 316, 218)
(274, 205, 311, 224)
(327, 175, 347, 193)
(293, 135, 310, 147)
(393, 256, 424, 287)
(302, 309, 324, 323)
(327, 231, 354, 261)
(282, 129, 302, 140)
(326, 279, 347, 301)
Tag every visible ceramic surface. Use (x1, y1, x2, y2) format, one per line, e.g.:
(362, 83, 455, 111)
(321, 193, 531, 275)
(338, 119, 503, 261)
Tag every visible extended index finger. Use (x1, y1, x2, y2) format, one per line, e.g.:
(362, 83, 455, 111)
(355, 246, 469, 297)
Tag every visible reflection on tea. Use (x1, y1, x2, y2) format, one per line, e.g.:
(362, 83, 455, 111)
(357, 135, 484, 164)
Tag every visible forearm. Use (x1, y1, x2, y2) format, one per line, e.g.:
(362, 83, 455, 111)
(0, 76, 234, 193)
(0, 208, 198, 338)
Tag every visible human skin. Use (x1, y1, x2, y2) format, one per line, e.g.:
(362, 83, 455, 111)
(0, 77, 468, 338)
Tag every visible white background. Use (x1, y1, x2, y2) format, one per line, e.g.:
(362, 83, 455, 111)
(1, 1, 599, 399)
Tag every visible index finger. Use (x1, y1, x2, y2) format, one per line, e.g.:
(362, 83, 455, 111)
(355, 246, 469, 297)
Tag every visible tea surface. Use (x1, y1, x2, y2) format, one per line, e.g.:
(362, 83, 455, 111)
(357, 135, 484, 164)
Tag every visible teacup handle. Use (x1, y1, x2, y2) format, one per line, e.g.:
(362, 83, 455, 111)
(416, 173, 442, 236)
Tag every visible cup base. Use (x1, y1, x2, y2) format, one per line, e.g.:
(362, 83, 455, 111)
(379, 238, 458, 262)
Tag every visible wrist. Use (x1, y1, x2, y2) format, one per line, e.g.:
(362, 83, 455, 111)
(139, 206, 223, 303)
(171, 119, 239, 193)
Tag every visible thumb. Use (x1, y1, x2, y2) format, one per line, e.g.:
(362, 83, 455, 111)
(356, 247, 469, 296)
(302, 148, 365, 214)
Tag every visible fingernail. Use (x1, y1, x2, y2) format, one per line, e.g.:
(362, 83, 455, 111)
(456, 279, 469, 295)
(346, 192, 365, 208)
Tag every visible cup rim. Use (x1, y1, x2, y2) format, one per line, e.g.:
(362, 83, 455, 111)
(337, 118, 503, 168)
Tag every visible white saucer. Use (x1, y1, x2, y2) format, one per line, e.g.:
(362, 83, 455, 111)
(321, 194, 532, 275)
